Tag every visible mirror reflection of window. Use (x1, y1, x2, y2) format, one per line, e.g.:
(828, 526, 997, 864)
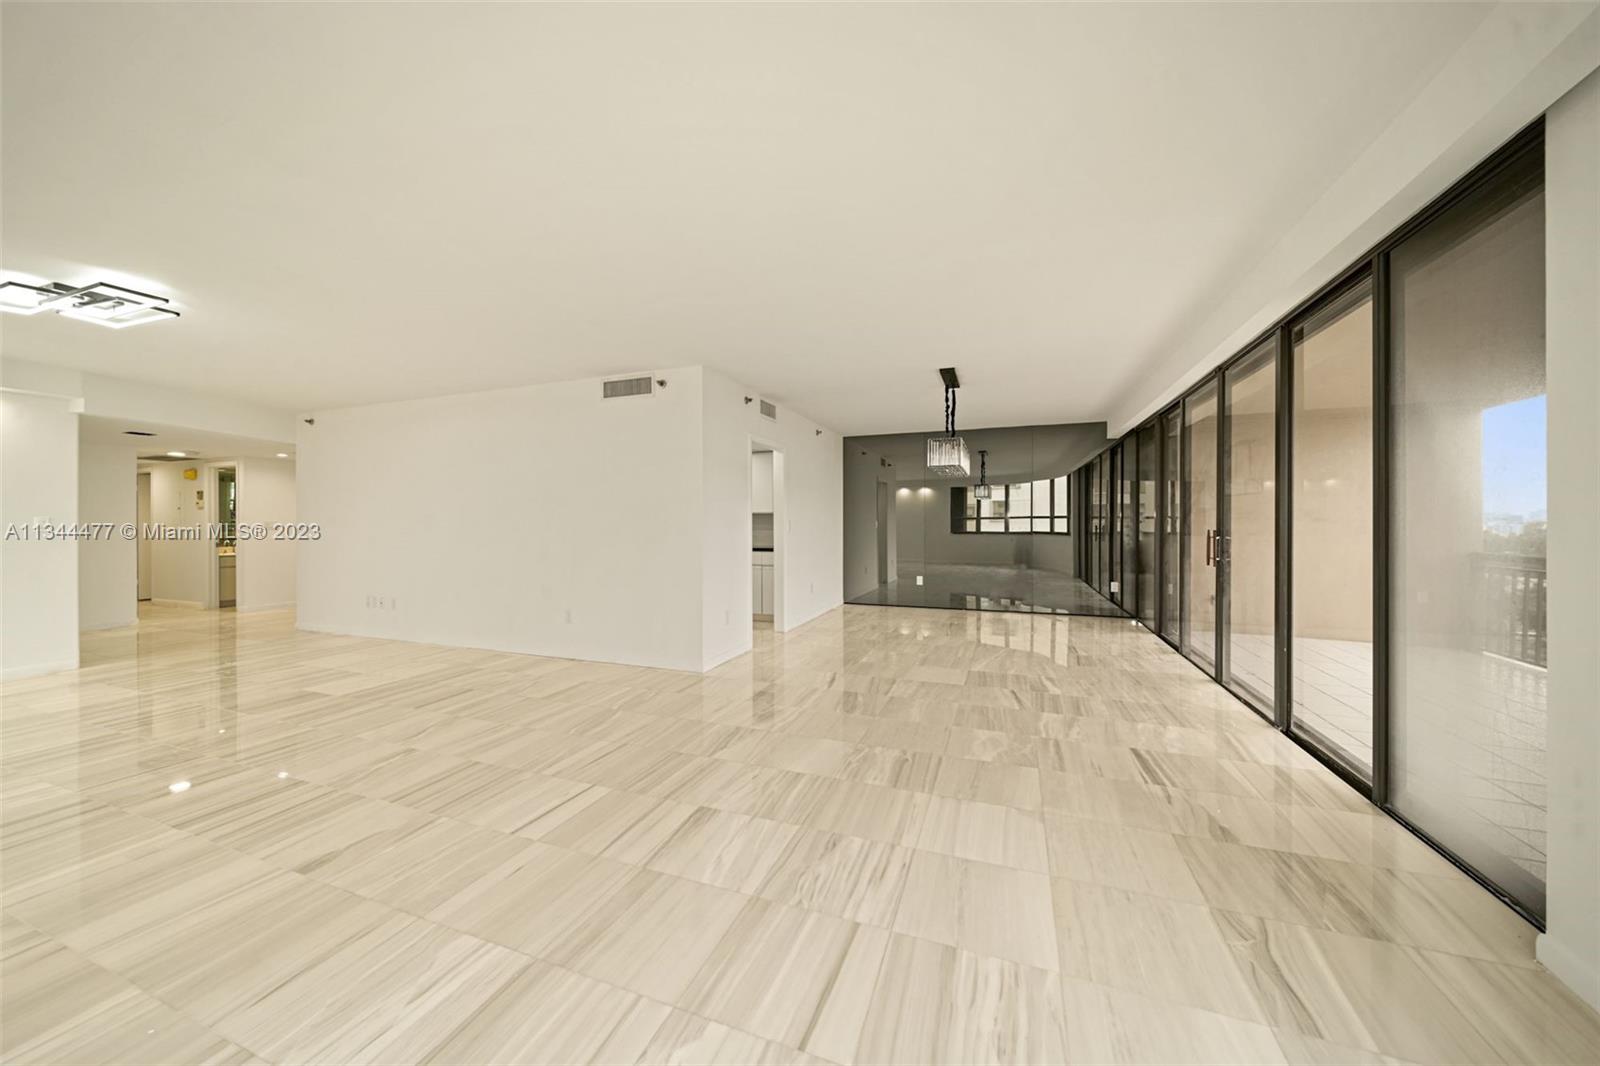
(1007, 482, 1032, 531)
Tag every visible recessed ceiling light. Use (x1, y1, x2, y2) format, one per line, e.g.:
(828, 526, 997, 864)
(1, 279, 180, 328)
(168, 780, 191, 793)
(166, 451, 187, 457)
(276, 453, 288, 459)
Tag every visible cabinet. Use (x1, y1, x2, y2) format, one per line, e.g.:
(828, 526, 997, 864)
(752, 556, 775, 618)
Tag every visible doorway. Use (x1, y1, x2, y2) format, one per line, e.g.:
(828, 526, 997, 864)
(214, 464, 238, 609)
(136, 471, 152, 601)
(750, 440, 783, 631)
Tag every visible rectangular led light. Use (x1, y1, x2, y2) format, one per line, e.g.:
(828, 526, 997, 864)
(48, 282, 177, 328)
(0, 281, 54, 315)
(94, 305, 181, 329)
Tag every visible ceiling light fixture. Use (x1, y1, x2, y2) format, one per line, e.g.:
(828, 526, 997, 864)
(0, 279, 179, 328)
(275, 453, 288, 459)
(974, 450, 992, 499)
(166, 451, 187, 457)
(0, 281, 55, 315)
(925, 367, 970, 477)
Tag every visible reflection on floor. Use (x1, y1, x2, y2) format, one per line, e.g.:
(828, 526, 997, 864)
(1230, 632, 1548, 909)
(849, 563, 1126, 617)
(3, 604, 1596, 1064)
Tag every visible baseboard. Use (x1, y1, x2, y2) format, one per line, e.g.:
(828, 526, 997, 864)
(702, 639, 752, 672)
(80, 618, 139, 631)
(1538, 931, 1600, 1011)
(781, 597, 843, 634)
(236, 601, 297, 613)
(2, 657, 80, 681)
(294, 619, 704, 674)
(150, 598, 203, 609)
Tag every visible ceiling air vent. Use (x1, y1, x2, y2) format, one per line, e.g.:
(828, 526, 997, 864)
(602, 376, 654, 399)
(759, 399, 777, 420)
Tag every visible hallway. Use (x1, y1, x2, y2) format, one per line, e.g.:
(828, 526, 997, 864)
(3, 604, 1596, 1064)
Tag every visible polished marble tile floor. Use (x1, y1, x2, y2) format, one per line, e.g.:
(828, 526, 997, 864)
(3, 604, 1598, 1064)
(847, 563, 1124, 617)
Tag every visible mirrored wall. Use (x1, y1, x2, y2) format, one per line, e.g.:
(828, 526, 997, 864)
(843, 422, 1120, 615)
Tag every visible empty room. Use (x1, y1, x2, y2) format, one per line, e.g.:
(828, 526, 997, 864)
(2, 3, 1598, 1064)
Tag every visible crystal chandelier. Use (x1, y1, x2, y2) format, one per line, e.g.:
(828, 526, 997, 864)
(973, 450, 992, 499)
(925, 367, 970, 476)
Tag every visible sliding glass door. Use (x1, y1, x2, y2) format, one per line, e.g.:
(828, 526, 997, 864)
(1160, 407, 1181, 642)
(1222, 340, 1277, 711)
(1060, 125, 1548, 929)
(1289, 280, 1375, 776)
(1389, 143, 1547, 920)
(1108, 446, 1124, 604)
(1136, 422, 1158, 629)
(1120, 439, 1138, 614)
(1182, 380, 1219, 669)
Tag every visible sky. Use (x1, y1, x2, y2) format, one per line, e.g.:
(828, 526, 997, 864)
(1481, 394, 1546, 519)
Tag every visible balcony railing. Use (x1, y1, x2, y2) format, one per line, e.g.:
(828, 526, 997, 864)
(1472, 553, 1547, 668)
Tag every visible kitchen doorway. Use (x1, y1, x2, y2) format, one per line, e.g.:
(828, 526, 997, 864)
(750, 439, 784, 633)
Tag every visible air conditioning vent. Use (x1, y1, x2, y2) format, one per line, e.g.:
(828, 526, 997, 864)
(138, 454, 196, 462)
(759, 399, 777, 420)
(602, 376, 654, 399)
(123, 430, 157, 437)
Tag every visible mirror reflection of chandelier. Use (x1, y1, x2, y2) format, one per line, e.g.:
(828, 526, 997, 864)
(925, 367, 970, 476)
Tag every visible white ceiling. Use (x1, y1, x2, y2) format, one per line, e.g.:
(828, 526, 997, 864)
(2, 2, 1505, 435)
(79, 415, 294, 462)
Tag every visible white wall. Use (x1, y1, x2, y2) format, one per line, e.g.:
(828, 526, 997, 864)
(1539, 67, 1600, 1013)
(78, 441, 138, 630)
(237, 457, 297, 611)
(1, 358, 299, 444)
(1, 392, 80, 678)
(751, 451, 774, 513)
(298, 368, 708, 672)
(146, 462, 211, 605)
(700, 367, 843, 670)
